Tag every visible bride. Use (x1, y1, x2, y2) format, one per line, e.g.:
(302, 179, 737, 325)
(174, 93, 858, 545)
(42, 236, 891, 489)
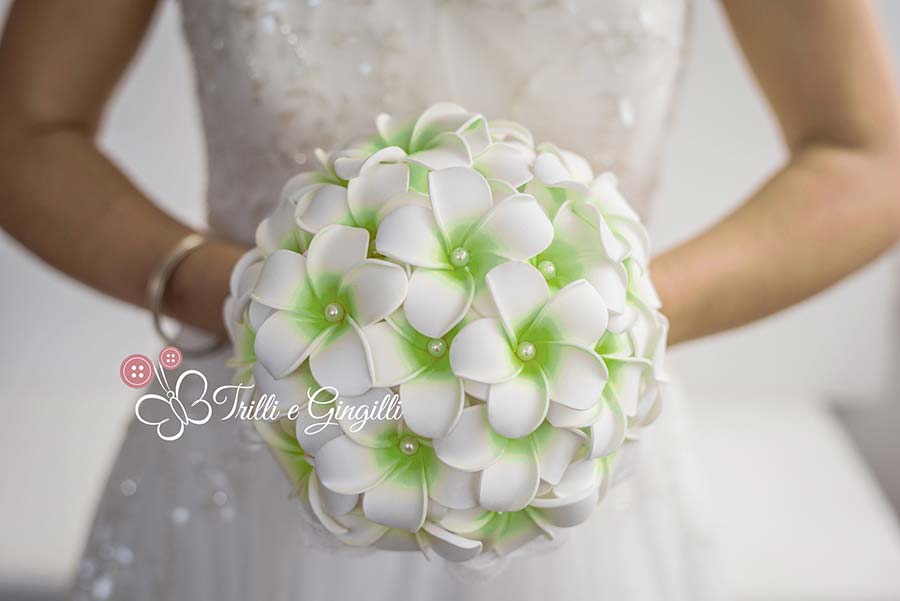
(2, 1, 899, 599)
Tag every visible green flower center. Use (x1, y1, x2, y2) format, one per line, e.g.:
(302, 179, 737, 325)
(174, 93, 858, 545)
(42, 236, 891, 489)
(537, 260, 557, 280)
(398, 436, 419, 455)
(426, 338, 447, 358)
(449, 247, 470, 267)
(323, 302, 345, 323)
(516, 341, 536, 362)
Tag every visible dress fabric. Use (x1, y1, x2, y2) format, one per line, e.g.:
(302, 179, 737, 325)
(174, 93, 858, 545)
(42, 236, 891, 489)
(72, 1, 721, 599)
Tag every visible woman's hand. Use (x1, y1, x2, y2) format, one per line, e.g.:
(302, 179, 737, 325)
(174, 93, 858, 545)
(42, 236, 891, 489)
(653, 0, 900, 345)
(0, 0, 244, 339)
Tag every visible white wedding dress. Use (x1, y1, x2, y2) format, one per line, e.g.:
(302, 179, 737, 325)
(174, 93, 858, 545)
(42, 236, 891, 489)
(72, 1, 719, 599)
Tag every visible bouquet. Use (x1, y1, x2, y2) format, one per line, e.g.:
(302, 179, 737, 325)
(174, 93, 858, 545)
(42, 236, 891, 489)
(224, 103, 668, 567)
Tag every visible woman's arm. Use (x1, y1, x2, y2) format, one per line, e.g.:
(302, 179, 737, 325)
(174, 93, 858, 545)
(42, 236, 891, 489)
(653, 0, 900, 344)
(0, 0, 244, 337)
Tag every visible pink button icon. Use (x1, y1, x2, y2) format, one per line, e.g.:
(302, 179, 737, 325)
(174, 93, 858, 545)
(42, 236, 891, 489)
(121, 354, 154, 388)
(159, 346, 183, 370)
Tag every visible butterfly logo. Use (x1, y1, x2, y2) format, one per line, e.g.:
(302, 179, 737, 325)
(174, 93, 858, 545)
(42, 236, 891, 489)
(134, 359, 213, 441)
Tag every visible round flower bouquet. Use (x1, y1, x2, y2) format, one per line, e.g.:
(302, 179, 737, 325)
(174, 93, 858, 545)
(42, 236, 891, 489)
(224, 103, 668, 566)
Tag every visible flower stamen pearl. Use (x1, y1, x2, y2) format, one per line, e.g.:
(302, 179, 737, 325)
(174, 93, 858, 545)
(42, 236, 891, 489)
(538, 260, 557, 280)
(324, 302, 345, 323)
(449, 247, 470, 267)
(399, 436, 419, 455)
(516, 341, 536, 361)
(426, 338, 447, 358)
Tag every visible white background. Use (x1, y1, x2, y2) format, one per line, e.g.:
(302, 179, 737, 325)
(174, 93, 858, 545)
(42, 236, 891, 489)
(1, 0, 899, 596)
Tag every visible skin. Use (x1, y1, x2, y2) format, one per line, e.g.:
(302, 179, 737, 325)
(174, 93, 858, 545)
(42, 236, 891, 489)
(0, 1, 898, 345)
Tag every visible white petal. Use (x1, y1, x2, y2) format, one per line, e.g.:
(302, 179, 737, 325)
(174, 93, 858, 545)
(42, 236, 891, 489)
(541, 343, 608, 411)
(362, 462, 427, 531)
(531, 487, 598, 528)
(400, 371, 464, 439)
(295, 400, 342, 455)
(425, 458, 479, 510)
(333, 511, 389, 547)
(449, 318, 520, 384)
(251, 250, 313, 311)
(433, 405, 506, 472)
(252, 362, 316, 415)
(554, 458, 602, 498)
(485, 261, 549, 341)
(247, 300, 274, 332)
(546, 401, 602, 429)
(347, 163, 409, 227)
(607, 358, 649, 417)
(532, 425, 586, 485)
(307, 472, 350, 535)
(467, 193, 554, 260)
(336, 387, 399, 448)
(577, 203, 629, 262)
(590, 172, 640, 221)
(533, 152, 571, 186)
(254, 311, 327, 379)
(475, 143, 533, 188)
(375, 205, 449, 269)
(421, 522, 483, 562)
(364, 322, 427, 387)
(306, 225, 369, 298)
(428, 166, 493, 247)
(588, 395, 626, 458)
(479, 439, 541, 512)
(404, 268, 473, 338)
(486, 367, 549, 439)
(295, 184, 352, 233)
(408, 132, 472, 170)
(309, 319, 374, 396)
(583, 259, 628, 316)
(315, 436, 396, 494)
(528, 280, 607, 348)
(229, 248, 263, 298)
(340, 259, 408, 327)
(410, 102, 471, 148)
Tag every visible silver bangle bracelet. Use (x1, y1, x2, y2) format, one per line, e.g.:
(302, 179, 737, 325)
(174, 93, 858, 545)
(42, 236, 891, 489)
(146, 232, 225, 357)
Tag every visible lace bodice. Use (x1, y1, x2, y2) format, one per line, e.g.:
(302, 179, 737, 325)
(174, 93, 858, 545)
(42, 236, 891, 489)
(178, 0, 691, 245)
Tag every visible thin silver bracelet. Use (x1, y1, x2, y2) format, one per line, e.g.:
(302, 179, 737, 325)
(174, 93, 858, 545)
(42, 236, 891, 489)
(146, 232, 225, 356)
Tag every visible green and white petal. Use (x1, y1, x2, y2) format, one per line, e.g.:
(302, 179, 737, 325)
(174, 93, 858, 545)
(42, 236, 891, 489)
(251, 250, 316, 311)
(315, 435, 398, 495)
(537, 142, 594, 184)
(475, 143, 533, 188)
(421, 522, 483, 562)
(364, 321, 429, 387)
(399, 369, 464, 439)
(309, 319, 374, 396)
(404, 267, 474, 339)
(438, 506, 495, 534)
(530, 486, 598, 528)
(340, 259, 408, 327)
(425, 455, 479, 510)
(589, 172, 640, 222)
(449, 318, 521, 384)
(607, 304, 638, 334)
(428, 167, 493, 247)
(527, 279, 607, 348)
(533, 151, 571, 187)
(467, 194, 554, 261)
(335, 387, 398, 448)
(254, 310, 328, 379)
(433, 405, 506, 472)
(610, 216, 651, 266)
(410, 102, 476, 149)
(295, 184, 352, 233)
(479, 438, 541, 512)
(576, 202, 629, 262)
(538, 342, 608, 411)
(485, 261, 550, 342)
(362, 460, 427, 531)
(486, 364, 549, 439)
(375, 205, 450, 269)
(531, 423, 586, 486)
(375, 113, 414, 149)
(252, 361, 317, 414)
(408, 132, 472, 170)
(457, 116, 491, 157)
(306, 225, 370, 300)
(229, 248, 263, 298)
(347, 163, 409, 231)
